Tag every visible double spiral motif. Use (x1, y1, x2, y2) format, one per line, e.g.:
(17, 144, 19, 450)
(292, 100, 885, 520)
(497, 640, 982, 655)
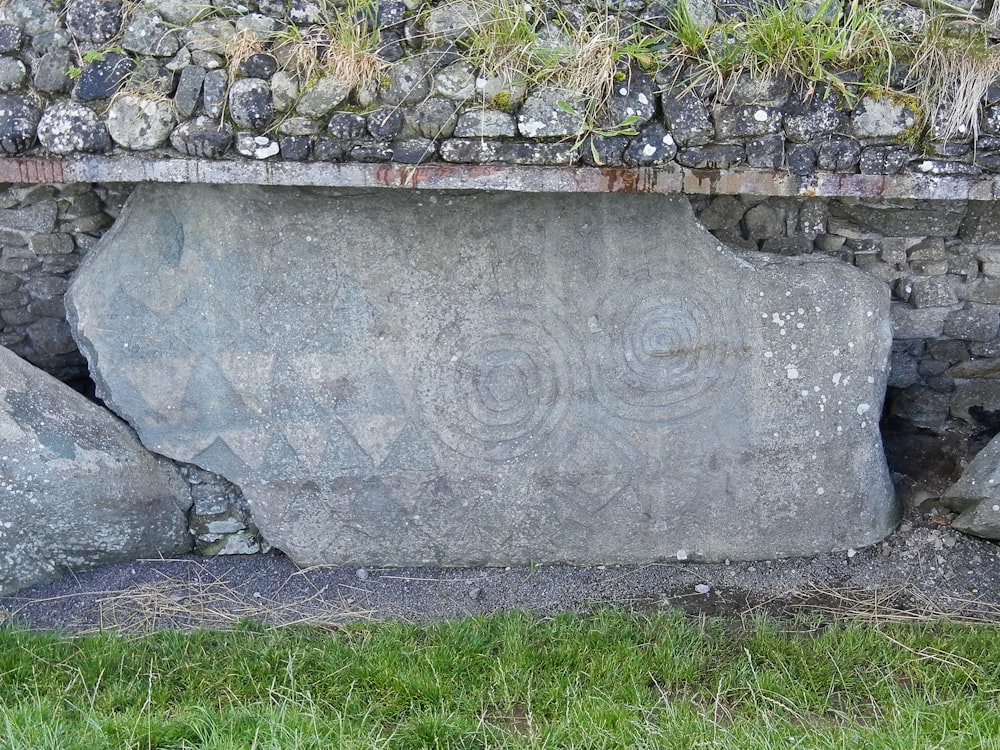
(418, 273, 743, 459)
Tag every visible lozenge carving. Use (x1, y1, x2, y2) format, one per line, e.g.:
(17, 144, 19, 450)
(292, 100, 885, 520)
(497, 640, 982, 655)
(67, 185, 897, 565)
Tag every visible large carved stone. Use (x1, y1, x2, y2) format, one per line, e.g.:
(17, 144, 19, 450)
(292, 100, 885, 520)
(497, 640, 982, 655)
(0, 345, 192, 595)
(67, 185, 896, 565)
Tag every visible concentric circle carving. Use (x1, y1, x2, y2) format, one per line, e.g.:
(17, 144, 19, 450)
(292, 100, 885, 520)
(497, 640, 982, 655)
(589, 271, 742, 422)
(417, 306, 581, 461)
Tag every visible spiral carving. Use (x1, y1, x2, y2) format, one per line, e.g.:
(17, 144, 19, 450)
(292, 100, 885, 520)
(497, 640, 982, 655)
(417, 305, 581, 461)
(589, 271, 742, 422)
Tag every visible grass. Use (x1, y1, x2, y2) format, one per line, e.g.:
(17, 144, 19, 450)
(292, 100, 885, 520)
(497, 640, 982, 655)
(2, 610, 1000, 748)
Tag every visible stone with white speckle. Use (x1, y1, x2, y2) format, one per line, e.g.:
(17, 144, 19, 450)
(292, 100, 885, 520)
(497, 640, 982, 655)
(36, 101, 111, 154)
(0, 94, 39, 153)
(106, 95, 176, 150)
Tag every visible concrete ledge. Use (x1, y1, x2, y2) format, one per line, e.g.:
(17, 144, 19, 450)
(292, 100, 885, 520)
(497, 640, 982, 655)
(2, 155, 998, 199)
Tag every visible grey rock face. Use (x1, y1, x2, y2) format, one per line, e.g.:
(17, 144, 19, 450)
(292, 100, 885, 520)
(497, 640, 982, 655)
(623, 123, 676, 165)
(68, 185, 897, 565)
(0, 346, 192, 595)
(392, 137, 437, 163)
(713, 105, 782, 140)
(746, 134, 784, 169)
(367, 107, 404, 138)
(720, 73, 791, 107)
(174, 65, 206, 119)
(37, 102, 111, 154)
(0, 24, 23, 53)
(327, 112, 367, 139)
(406, 96, 460, 138)
(859, 145, 909, 174)
(238, 53, 277, 79)
(784, 95, 843, 143)
(121, 7, 179, 57)
(433, 61, 476, 100)
(73, 52, 132, 101)
(676, 144, 746, 168)
(278, 116, 322, 136)
(942, 434, 1000, 540)
(203, 69, 227, 117)
(661, 87, 714, 146)
(33, 50, 72, 93)
(382, 58, 432, 105)
(816, 136, 861, 171)
(438, 139, 576, 164)
(295, 76, 350, 118)
(425, 1, 479, 40)
(0, 0, 61, 36)
(607, 70, 656, 126)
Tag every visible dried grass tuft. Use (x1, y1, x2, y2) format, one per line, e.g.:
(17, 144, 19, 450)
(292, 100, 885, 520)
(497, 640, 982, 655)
(89, 562, 371, 634)
(776, 581, 1000, 624)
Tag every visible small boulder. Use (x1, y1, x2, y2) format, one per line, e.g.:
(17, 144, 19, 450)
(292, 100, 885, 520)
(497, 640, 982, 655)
(107, 95, 175, 150)
(851, 95, 917, 139)
(37, 102, 111, 154)
(170, 116, 233, 158)
(941, 434, 1000, 540)
(517, 87, 585, 138)
(623, 123, 676, 166)
(65, 0, 124, 44)
(228, 78, 273, 131)
(0, 94, 40, 154)
(73, 52, 132, 101)
(295, 76, 350, 118)
(0, 346, 192, 595)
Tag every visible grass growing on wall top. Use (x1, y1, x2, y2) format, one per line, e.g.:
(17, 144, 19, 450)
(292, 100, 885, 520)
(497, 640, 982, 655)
(21, 0, 1000, 143)
(3, 610, 1000, 748)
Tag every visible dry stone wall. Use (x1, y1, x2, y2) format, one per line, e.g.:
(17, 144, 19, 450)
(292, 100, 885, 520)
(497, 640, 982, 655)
(0, 0, 998, 175)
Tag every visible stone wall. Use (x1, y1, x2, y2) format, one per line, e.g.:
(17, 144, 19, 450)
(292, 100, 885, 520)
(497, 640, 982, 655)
(0, 0, 998, 177)
(3, 180, 999, 445)
(0, 182, 126, 382)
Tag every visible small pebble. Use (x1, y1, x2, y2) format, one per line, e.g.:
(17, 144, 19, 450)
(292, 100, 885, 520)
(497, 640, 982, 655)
(355, 567, 370, 580)
(846, 548, 857, 559)
(694, 583, 711, 594)
(468, 587, 482, 601)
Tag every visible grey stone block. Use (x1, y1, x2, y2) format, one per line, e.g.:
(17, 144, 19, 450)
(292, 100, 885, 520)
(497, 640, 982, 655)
(661, 87, 714, 146)
(943, 302, 1000, 341)
(962, 202, 1000, 244)
(832, 203, 964, 238)
(890, 301, 955, 338)
(713, 105, 782, 140)
(0, 346, 192, 595)
(68, 185, 896, 565)
(851, 96, 916, 138)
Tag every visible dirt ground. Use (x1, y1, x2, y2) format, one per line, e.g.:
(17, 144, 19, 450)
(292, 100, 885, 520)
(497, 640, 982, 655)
(3, 421, 1000, 633)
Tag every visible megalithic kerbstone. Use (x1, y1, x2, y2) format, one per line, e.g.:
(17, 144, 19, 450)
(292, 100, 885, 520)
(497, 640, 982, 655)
(67, 184, 897, 565)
